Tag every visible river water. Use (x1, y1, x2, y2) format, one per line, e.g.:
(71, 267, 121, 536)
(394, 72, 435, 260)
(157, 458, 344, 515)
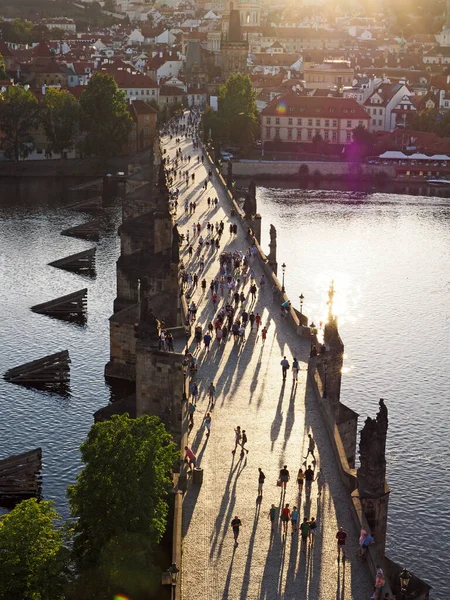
(0, 178, 120, 518)
(256, 183, 450, 598)
(0, 178, 447, 596)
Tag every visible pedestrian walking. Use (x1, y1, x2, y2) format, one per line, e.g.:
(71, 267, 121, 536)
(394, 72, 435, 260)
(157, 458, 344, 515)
(250, 283, 257, 300)
(291, 506, 298, 534)
(305, 464, 314, 492)
(257, 467, 265, 496)
(204, 413, 212, 437)
(187, 400, 196, 428)
(203, 332, 212, 352)
(309, 517, 317, 544)
(261, 326, 267, 344)
(255, 313, 261, 329)
(300, 518, 310, 550)
(304, 433, 316, 460)
(281, 504, 291, 535)
(232, 426, 242, 454)
(249, 311, 255, 329)
(292, 357, 299, 382)
(240, 430, 249, 455)
(208, 381, 216, 406)
(190, 382, 199, 402)
(280, 356, 290, 381)
(268, 504, 276, 531)
(336, 527, 347, 560)
(279, 464, 290, 490)
(231, 516, 242, 546)
(297, 467, 304, 495)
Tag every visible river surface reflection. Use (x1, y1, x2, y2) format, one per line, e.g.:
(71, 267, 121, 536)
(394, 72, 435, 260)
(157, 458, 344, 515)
(257, 185, 450, 598)
(0, 177, 120, 520)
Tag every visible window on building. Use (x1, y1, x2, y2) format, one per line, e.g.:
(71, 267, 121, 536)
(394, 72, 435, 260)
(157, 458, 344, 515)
(325, 119, 330, 127)
(144, 126, 150, 135)
(275, 117, 280, 124)
(315, 119, 320, 126)
(275, 127, 280, 137)
(379, 108, 382, 115)
(152, 90, 155, 96)
(332, 120, 337, 127)
(266, 127, 271, 137)
(378, 119, 383, 126)
(297, 118, 302, 125)
(308, 119, 313, 126)
(266, 117, 271, 124)
(288, 118, 292, 125)
(347, 120, 352, 128)
(346, 131, 352, 141)
(372, 119, 376, 125)
(324, 130, 329, 140)
(307, 129, 312, 140)
(332, 131, 337, 140)
(131, 131, 137, 139)
(358, 120, 363, 126)
(146, 90, 150, 95)
(287, 129, 292, 139)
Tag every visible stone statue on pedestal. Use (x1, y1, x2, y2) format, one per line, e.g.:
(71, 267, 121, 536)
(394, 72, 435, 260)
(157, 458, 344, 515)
(243, 179, 257, 219)
(267, 224, 278, 275)
(137, 297, 160, 345)
(172, 225, 180, 264)
(358, 398, 389, 495)
(226, 160, 233, 188)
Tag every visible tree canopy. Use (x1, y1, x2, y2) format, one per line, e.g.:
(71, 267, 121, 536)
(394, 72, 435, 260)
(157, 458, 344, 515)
(211, 73, 259, 154)
(79, 73, 132, 159)
(0, 498, 69, 600)
(68, 413, 178, 597)
(41, 88, 80, 156)
(0, 85, 40, 161)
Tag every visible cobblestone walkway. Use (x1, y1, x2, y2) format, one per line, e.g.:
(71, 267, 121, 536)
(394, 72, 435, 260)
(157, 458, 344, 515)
(162, 125, 372, 600)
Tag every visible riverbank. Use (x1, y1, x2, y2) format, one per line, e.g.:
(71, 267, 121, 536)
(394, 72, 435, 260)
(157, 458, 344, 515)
(226, 159, 395, 181)
(0, 155, 129, 177)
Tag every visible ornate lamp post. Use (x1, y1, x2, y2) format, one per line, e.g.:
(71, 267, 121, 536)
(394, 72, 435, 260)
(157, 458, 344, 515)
(281, 263, 286, 292)
(169, 563, 180, 600)
(299, 293, 304, 315)
(310, 321, 316, 352)
(399, 567, 412, 599)
(323, 357, 328, 399)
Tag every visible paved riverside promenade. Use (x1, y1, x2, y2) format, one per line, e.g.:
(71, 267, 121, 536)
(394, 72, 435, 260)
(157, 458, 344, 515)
(161, 127, 372, 600)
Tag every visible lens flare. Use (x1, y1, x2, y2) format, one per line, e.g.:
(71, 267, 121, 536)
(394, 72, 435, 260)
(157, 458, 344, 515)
(276, 101, 287, 114)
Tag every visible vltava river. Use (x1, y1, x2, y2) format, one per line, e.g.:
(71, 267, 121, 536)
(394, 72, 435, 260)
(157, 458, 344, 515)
(0, 179, 446, 597)
(257, 185, 449, 598)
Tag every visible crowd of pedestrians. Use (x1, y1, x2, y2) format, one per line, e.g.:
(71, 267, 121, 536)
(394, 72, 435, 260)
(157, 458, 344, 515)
(165, 111, 373, 596)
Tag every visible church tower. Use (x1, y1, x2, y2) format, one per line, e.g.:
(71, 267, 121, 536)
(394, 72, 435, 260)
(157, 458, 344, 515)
(221, 1, 249, 80)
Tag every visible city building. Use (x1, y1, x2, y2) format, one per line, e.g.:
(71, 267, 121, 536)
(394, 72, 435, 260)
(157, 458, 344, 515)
(260, 92, 370, 145)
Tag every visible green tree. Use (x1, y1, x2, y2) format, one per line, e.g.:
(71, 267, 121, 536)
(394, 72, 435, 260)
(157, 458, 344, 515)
(217, 73, 259, 154)
(0, 86, 40, 161)
(407, 108, 439, 133)
(0, 54, 6, 80)
(68, 414, 178, 596)
(0, 498, 70, 600)
(104, 0, 116, 11)
(41, 88, 80, 156)
(79, 73, 132, 159)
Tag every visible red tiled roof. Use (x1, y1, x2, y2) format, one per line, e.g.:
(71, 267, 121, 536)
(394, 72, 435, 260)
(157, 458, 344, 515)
(261, 91, 370, 120)
(131, 99, 158, 114)
(100, 65, 159, 88)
